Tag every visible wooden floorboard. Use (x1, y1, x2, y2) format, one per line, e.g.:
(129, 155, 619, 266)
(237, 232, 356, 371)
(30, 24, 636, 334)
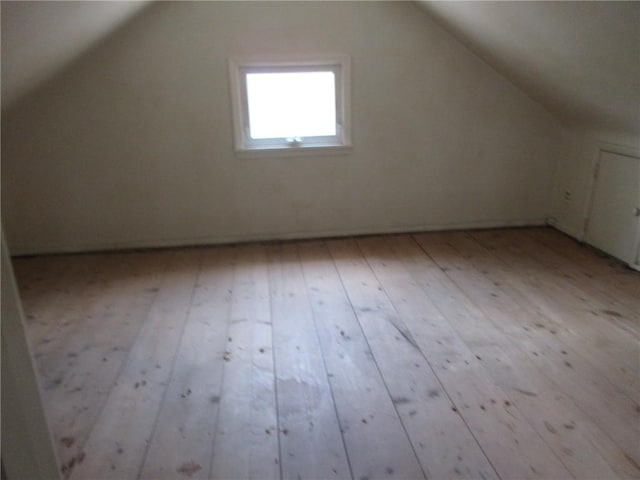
(388, 234, 626, 478)
(267, 243, 351, 479)
(13, 228, 640, 480)
(299, 242, 428, 480)
(208, 245, 279, 480)
(356, 236, 570, 479)
(140, 246, 236, 480)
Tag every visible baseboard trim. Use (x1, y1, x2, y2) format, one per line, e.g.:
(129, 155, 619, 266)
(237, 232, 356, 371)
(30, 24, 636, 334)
(548, 222, 583, 241)
(9, 218, 548, 256)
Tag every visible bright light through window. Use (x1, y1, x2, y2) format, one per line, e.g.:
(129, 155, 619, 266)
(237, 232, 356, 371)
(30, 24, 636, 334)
(228, 55, 351, 155)
(246, 72, 336, 139)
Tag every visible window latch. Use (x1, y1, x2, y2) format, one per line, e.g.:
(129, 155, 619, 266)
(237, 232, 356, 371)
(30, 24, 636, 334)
(286, 136, 303, 146)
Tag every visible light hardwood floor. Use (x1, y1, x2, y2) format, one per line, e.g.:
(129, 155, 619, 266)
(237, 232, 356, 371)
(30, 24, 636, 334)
(14, 227, 640, 480)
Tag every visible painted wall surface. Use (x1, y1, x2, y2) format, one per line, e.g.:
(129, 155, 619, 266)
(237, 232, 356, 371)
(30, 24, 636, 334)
(2, 2, 562, 254)
(1, 229, 62, 479)
(550, 128, 639, 240)
(1, 1, 150, 111)
(550, 129, 599, 239)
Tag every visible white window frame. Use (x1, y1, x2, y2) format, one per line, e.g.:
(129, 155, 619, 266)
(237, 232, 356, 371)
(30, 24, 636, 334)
(228, 55, 352, 157)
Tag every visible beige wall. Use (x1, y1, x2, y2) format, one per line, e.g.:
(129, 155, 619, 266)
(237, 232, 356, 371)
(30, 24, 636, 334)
(2, 2, 562, 254)
(1, 0, 149, 111)
(1, 228, 61, 479)
(550, 128, 639, 240)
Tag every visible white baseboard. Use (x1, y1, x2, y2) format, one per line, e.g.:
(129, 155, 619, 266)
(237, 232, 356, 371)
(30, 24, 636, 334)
(548, 221, 583, 242)
(9, 217, 548, 256)
(551, 220, 640, 271)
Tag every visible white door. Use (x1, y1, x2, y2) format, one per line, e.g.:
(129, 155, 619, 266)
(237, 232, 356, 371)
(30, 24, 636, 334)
(585, 150, 640, 267)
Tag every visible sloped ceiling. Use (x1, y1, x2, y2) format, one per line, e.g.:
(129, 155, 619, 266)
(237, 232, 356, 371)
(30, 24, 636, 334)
(418, 1, 640, 139)
(2, 1, 638, 139)
(1, 0, 150, 111)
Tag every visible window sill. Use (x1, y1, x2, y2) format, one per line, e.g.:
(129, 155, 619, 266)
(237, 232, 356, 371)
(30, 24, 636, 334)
(235, 144, 353, 159)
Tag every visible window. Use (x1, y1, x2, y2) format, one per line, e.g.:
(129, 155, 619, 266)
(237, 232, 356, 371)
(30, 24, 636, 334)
(229, 55, 352, 156)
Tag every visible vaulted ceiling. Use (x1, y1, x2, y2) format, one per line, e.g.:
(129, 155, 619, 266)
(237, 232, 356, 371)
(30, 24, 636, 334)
(2, 1, 639, 139)
(1, 1, 150, 110)
(417, 1, 640, 139)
